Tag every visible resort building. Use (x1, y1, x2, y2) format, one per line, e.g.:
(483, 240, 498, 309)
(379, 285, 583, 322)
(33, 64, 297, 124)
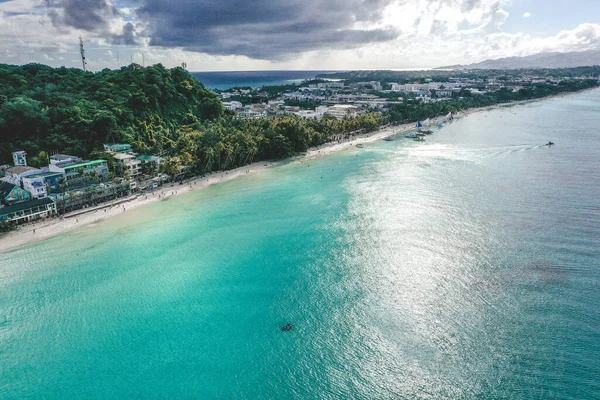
(431, 89, 455, 98)
(0, 197, 57, 224)
(24, 172, 64, 194)
(0, 181, 31, 206)
(49, 160, 110, 183)
(325, 104, 361, 119)
(1, 166, 43, 187)
(111, 153, 142, 178)
(21, 175, 48, 199)
(49, 154, 82, 165)
(294, 110, 322, 119)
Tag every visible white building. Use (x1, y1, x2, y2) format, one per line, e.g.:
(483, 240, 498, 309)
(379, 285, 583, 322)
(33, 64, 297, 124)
(223, 101, 243, 111)
(326, 105, 361, 119)
(111, 153, 142, 178)
(49, 154, 82, 165)
(317, 82, 345, 89)
(12, 151, 27, 166)
(22, 175, 48, 199)
(294, 110, 322, 119)
(1, 166, 43, 187)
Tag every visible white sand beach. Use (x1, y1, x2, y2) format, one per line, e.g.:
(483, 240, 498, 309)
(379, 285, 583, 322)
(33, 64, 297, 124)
(0, 91, 583, 254)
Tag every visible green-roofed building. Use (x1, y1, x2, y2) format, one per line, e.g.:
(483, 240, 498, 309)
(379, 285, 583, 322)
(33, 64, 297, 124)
(104, 143, 133, 153)
(49, 159, 110, 183)
(0, 181, 31, 206)
(0, 197, 57, 224)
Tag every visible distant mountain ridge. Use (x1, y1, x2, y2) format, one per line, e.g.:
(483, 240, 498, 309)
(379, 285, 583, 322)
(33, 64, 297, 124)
(440, 50, 600, 69)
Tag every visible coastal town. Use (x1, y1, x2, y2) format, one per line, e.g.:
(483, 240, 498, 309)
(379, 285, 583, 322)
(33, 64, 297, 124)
(216, 71, 598, 120)
(1, 66, 598, 231)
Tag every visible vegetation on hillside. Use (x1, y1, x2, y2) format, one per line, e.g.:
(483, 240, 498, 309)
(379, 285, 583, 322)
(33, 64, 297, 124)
(1, 63, 598, 178)
(0, 63, 223, 162)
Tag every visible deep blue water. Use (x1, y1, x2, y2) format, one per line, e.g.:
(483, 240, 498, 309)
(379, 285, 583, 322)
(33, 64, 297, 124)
(1, 90, 599, 398)
(190, 70, 336, 90)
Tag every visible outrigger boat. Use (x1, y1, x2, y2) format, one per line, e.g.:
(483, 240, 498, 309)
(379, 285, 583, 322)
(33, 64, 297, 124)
(383, 136, 394, 141)
(415, 120, 432, 134)
(356, 143, 364, 148)
(413, 136, 425, 142)
(405, 132, 418, 138)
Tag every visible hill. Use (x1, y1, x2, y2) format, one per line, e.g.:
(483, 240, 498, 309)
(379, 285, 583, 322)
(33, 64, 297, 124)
(439, 50, 600, 70)
(0, 63, 224, 164)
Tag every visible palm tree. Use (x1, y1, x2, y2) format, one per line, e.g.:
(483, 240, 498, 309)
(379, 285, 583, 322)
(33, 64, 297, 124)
(58, 178, 68, 214)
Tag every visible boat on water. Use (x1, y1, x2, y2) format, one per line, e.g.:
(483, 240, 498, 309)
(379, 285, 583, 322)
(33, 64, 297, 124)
(546, 141, 555, 146)
(413, 137, 425, 142)
(356, 143, 364, 148)
(383, 137, 394, 141)
(405, 132, 418, 138)
(421, 129, 433, 134)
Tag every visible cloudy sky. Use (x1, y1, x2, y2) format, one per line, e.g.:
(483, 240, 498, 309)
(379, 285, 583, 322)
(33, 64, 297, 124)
(1, 0, 599, 71)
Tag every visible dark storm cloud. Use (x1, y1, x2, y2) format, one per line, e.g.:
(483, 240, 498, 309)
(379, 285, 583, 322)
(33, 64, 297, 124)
(45, 0, 138, 44)
(46, 0, 119, 31)
(136, 0, 399, 59)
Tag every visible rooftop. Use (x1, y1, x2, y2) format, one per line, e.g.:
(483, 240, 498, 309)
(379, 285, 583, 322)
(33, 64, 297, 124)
(0, 197, 54, 217)
(112, 153, 136, 160)
(64, 160, 108, 170)
(5, 166, 39, 175)
(0, 181, 17, 198)
(25, 172, 64, 179)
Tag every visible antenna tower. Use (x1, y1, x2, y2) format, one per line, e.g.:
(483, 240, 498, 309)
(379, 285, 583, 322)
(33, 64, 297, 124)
(79, 36, 87, 71)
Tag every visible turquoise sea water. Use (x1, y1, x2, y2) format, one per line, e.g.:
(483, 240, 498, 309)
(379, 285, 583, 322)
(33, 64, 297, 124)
(1, 90, 600, 399)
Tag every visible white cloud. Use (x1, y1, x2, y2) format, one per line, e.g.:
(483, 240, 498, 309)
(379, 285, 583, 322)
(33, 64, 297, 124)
(0, 0, 598, 70)
(523, 12, 531, 18)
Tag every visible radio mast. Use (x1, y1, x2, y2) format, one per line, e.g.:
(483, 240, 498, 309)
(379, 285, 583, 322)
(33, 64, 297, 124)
(79, 36, 87, 71)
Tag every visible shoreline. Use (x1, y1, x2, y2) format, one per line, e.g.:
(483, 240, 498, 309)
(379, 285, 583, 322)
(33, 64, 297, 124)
(0, 89, 593, 253)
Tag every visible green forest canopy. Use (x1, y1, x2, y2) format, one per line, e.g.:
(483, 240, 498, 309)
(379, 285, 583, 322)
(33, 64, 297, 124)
(0, 63, 223, 163)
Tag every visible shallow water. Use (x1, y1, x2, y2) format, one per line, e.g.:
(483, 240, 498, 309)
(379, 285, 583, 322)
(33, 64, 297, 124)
(1, 90, 599, 399)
